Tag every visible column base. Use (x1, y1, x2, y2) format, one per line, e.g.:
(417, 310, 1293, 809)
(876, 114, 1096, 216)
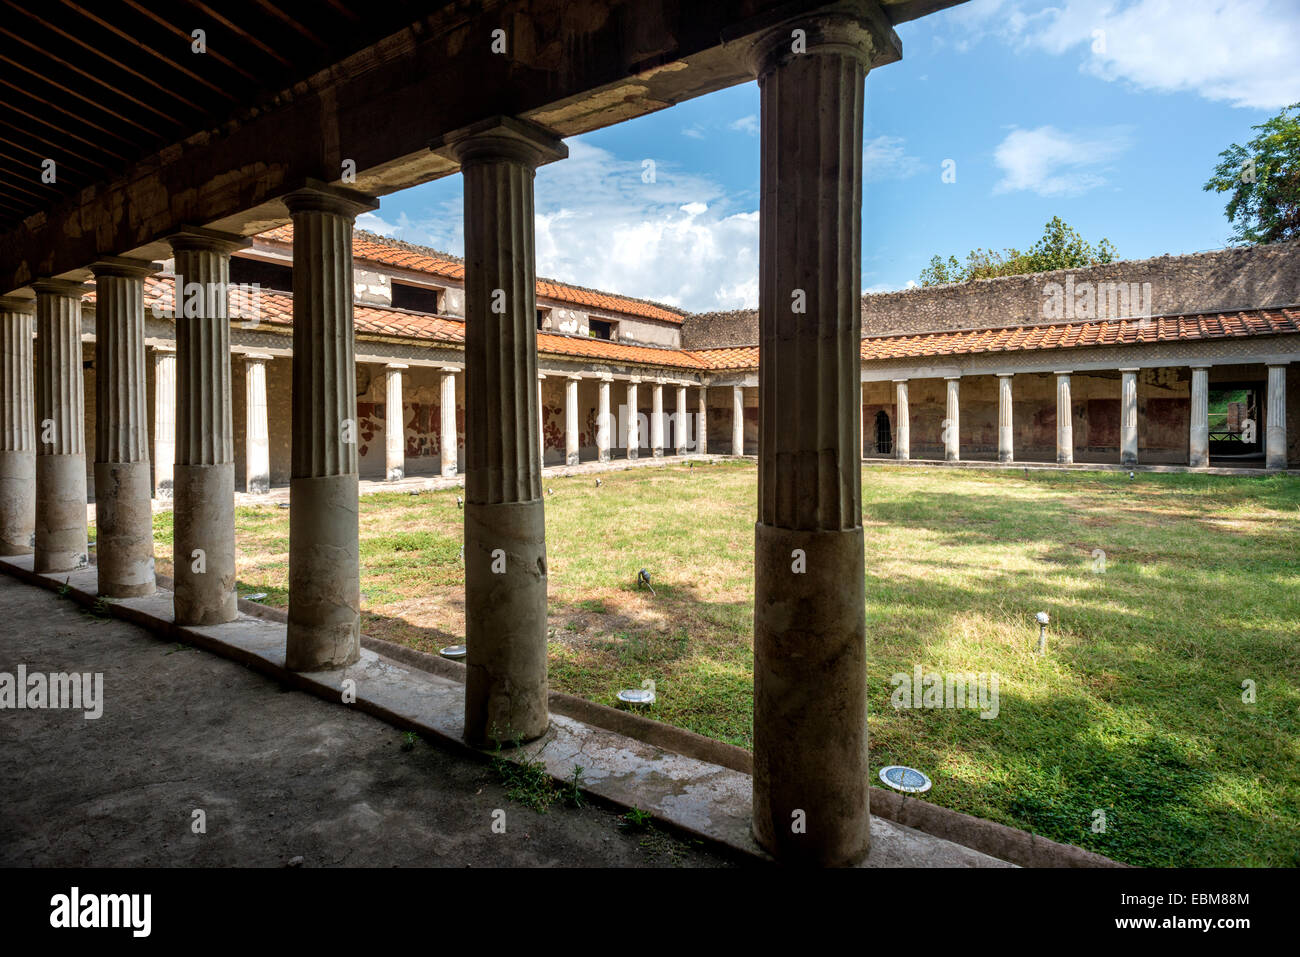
(998, 451, 1014, 464)
(0, 449, 35, 555)
(386, 467, 405, 482)
(34, 454, 88, 573)
(1120, 450, 1138, 468)
(464, 499, 549, 747)
(287, 473, 361, 671)
(94, 461, 156, 598)
(597, 450, 610, 464)
(753, 522, 869, 867)
(441, 460, 457, 479)
(945, 451, 959, 462)
(627, 449, 638, 461)
(173, 463, 237, 625)
(247, 473, 270, 494)
(566, 452, 579, 466)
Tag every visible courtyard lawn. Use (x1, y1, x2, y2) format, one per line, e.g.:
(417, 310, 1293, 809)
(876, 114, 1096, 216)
(144, 461, 1300, 867)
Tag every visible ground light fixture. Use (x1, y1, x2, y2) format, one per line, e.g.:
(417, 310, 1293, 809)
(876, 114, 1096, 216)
(439, 645, 466, 660)
(1036, 611, 1050, 654)
(456, 496, 463, 509)
(243, 592, 268, 602)
(638, 568, 655, 595)
(595, 478, 602, 487)
(879, 765, 932, 794)
(617, 687, 655, 708)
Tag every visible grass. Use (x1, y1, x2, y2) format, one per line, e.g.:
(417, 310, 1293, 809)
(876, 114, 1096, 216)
(141, 460, 1300, 867)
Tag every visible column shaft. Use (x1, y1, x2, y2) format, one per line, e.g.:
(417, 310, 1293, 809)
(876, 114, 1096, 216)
(385, 364, 406, 481)
(32, 280, 88, 573)
(894, 380, 909, 461)
(732, 385, 745, 455)
(1189, 367, 1209, 469)
(1120, 369, 1139, 467)
(170, 228, 245, 625)
(0, 299, 35, 555)
(944, 377, 960, 461)
(244, 356, 271, 493)
(651, 382, 664, 457)
(1266, 364, 1288, 470)
(440, 369, 458, 477)
(675, 385, 687, 455)
(750, 16, 883, 867)
(1056, 372, 1074, 465)
(565, 376, 580, 465)
(153, 347, 176, 499)
(997, 374, 1014, 464)
(626, 381, 638, 460)
(538, 375, 546, 466)
(284, 189, 375, 670)
(596, 378, 611, 462)
(697, 386, 708, 454)
(447, 119, 565, 746)
(92, 259, 158, 597)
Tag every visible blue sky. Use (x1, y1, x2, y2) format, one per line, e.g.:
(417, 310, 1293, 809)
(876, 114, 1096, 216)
(360, 0, 1300, 312)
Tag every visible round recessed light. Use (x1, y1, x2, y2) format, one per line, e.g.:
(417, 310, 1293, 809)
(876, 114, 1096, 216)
(439, 645, 467, 660)
(879, 765, 932, 794)
(617, 688, 655, 706)
(243, 592, 268, 601)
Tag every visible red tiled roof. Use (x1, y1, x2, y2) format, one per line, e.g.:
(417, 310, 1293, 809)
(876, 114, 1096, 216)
(255, 225, 685, 325)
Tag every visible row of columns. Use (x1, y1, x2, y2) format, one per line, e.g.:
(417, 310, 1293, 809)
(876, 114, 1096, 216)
(877, 366, 1288, 469)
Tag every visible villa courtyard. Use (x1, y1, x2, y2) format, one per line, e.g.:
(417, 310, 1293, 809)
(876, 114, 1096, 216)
(127, 462, 1300, 868)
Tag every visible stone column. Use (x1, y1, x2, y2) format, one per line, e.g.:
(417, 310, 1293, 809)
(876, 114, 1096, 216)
(1189, 366, 1210, 469)
(697, 386, 708, 455)
(1120, 368, 1139, 467)
(440, 367, 458, 477)
(894, 379, 909, 461)
(385, 363, 407, 481)
(565, 375, 580, 466)
(675, 385, 688, 455)
(996, 373, 1014, 464)
(1055, 371, 1073, 465)
(434, 117, 566, 746)
(537, 374, 547, 466)
(32, 279, 88, 573)
(0, 297, 35, 555)
(244, 354, 272, 493)
(282, 185, 377, 671)
(626, 379, 639, 460)
(91, 257, 159, 597)
(944, 376, 960, 462)
(1266, 363, 1288, 470)
(152, 345, 176, 499)
(596, 377, 611, 462)
(859, 381, 866, 458)
(748, 11, 892, 868)
(169, 227, 248, 625)
(732, 385, 745, 456)
(651, 381, 664, 458)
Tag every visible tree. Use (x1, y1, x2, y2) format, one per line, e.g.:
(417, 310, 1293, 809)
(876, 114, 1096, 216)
(1204, 103, 1300, 245)
(916, 217, 1118, 286)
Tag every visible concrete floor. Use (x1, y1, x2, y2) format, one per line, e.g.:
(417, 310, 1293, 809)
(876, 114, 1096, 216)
(0, 575, 737, 867)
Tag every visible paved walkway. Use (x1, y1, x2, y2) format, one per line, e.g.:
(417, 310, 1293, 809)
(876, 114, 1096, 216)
(0, 575, 736, 867)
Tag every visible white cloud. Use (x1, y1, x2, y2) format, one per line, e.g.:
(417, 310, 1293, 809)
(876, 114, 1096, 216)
(941, 0, 1300, 110)
(681, 125, 706, 140)
(729, 114, 759, 135)
(993, 124, 1132, 196)
(863, 134, 924, 182)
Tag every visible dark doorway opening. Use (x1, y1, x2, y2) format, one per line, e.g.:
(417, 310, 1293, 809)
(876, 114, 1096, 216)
(874, 409, 893, 455)
(1208, 383, 1263, 459)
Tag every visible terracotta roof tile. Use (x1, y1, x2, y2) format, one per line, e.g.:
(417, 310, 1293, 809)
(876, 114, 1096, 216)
(256, 225, 684, 324)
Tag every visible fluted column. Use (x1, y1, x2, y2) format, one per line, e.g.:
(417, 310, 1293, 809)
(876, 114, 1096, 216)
(626, 379, 639, 460)
(1055, 371, 1073, 465)
(32, 279, 88, 573)
(244, 354, 271, 493)
(91, 257, 159, 597)
(169, 227, 248, 624)
(1266, 363, 1288, 470)
(152, 346, 176, 499)
(651, 381, 664, 458)
(748, 11, 892, 868)
(859, 382, 866, 458)
(0, 297, 35, 555)
(565, 375, 580, 465)
(596, 377, 612, 462)
(435, 117, 566, 746)
(385, 363, 407, 481)
(282, 185, 377, 671)
(1188, 367, 1209, 469)
(537, 374, 547, 466)
(894, 379, 909, 461)
(732, 386, 745, 455)
(1120, 368, 1139, 467)
(996, 373, 1014, 463)
(697, 386, 708, 454)
(944, 376, 961, 461)
(675, 385, 688, 455)
(440, 367, 458, 477)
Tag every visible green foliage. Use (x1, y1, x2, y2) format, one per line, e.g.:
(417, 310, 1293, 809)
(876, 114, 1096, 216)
(917, 217, 1118, 286)
(1204, 103, 1300, 245)
(619, 806, 654, 831)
